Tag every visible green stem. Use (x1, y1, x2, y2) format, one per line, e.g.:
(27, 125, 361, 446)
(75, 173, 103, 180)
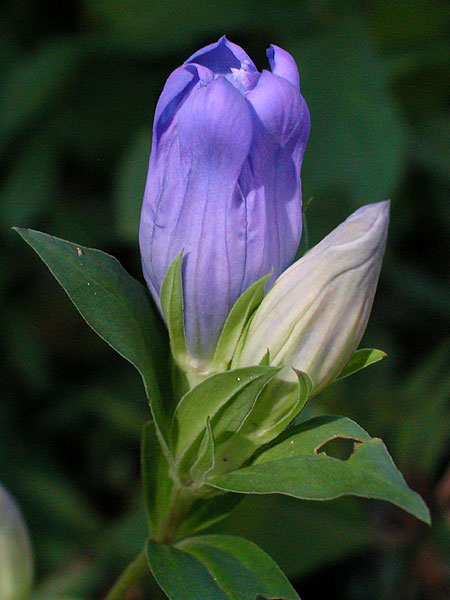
(104, 549, 148, 600)
(154, 484, 196, 544)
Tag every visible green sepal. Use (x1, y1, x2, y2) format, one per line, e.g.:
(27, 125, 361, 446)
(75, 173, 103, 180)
(209, 415, 431, 525)
(189, 418, 215, 487)
(146, 534, 299, 600)
(335, 348, 387, 382)
(233, 369, 314, 448)
(259, 349, 270, 366)
(15, 228, 171, 447)
(160, 252, 188, 368)
(172, 366, 280, 479)
(209, 370, 313, 480)
(212, 273, 270, 371)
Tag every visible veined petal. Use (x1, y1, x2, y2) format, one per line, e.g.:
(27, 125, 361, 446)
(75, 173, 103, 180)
(142, 76, 254, 360)
(176, 77, 253, 358)
(267, 44, 300, 90)
(185, 35, 257, 73)
(247, 70, 309, 149)
(153, 64, 214, 144)
(177, 76, 252, 174)
(237, 201, 390, 393)
(236, 71, 310, 287)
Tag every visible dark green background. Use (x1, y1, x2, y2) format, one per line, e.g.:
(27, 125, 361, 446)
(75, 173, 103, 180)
(1, 1, 449, 598)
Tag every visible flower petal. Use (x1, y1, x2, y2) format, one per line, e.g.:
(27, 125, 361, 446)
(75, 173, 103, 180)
(236, 71, 310, 286)
(141, 76, 254, 360)
(266, 44, 300, 90)
(153, 64, 214, 144)
(246, 70, 309, 148)
(185, 35, 257, 74)
(237, 201, 390, 393)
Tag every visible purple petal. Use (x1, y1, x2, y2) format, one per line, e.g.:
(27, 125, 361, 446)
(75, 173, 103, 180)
(141, 76, 254, 359)
(153, 64, 214, 144)
(267, 45, 300, 90)
(246, 70, 309, 148)
(185, 36, 257, 74)
(236, 71, 310, 286)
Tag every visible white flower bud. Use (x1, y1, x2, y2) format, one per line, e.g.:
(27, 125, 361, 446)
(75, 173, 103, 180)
(236, 201, 389, 393)
(0, 484, 33, 600)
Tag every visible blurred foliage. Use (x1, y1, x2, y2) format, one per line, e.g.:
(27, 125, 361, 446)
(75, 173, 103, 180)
(1, 0, 449, 598)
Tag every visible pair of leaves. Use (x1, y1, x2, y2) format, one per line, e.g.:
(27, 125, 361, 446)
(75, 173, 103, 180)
(145, 407, 430, 600)
(146, 534, 299, 600)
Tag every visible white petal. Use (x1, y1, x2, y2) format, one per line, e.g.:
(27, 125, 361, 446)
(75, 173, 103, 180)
(237, 201, 390, 393)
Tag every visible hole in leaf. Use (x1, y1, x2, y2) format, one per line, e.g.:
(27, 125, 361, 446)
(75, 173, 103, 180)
(314, 436, 362, 460)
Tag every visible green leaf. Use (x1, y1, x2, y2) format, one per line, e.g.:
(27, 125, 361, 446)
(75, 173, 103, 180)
(15, 228, 170, 441)
(172, 366, 279, 473)
(160, 252, 187, 367)
(335, 348, 387, 382)
(209, 370, 314, 480)
(146, 534, 299, 600)
(210, 416, 430, 525)
(258, 349, 270, 366)
(253, 416, 372, 461)
(212, 274, 269, 371)
(234, 370, 314, 449)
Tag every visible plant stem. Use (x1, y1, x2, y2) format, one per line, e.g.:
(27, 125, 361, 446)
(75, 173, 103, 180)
(154, 484, 196, 544)
(104, 549, 148, 600)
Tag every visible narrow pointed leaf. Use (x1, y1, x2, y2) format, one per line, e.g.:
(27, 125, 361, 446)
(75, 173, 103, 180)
(234, 370, 314, 448)
(208, 370, 314, 480)
(213, 274, 270, 370)
(210, 417, 430, 524)
(15, 228, 170, 441)
(160, 252, 187, 365)
(259, 349, 271, 366)
(335, 348, 387, 382)
(146, 534, 299, 600)
(190, 418, 215, 485)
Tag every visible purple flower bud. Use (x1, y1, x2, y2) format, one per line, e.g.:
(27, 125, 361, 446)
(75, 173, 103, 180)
(140, 36, 310, 361)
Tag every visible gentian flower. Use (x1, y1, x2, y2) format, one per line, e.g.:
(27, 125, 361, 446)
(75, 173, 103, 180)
(139, 37, 310, 364)
(235, 201, 390, 394)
